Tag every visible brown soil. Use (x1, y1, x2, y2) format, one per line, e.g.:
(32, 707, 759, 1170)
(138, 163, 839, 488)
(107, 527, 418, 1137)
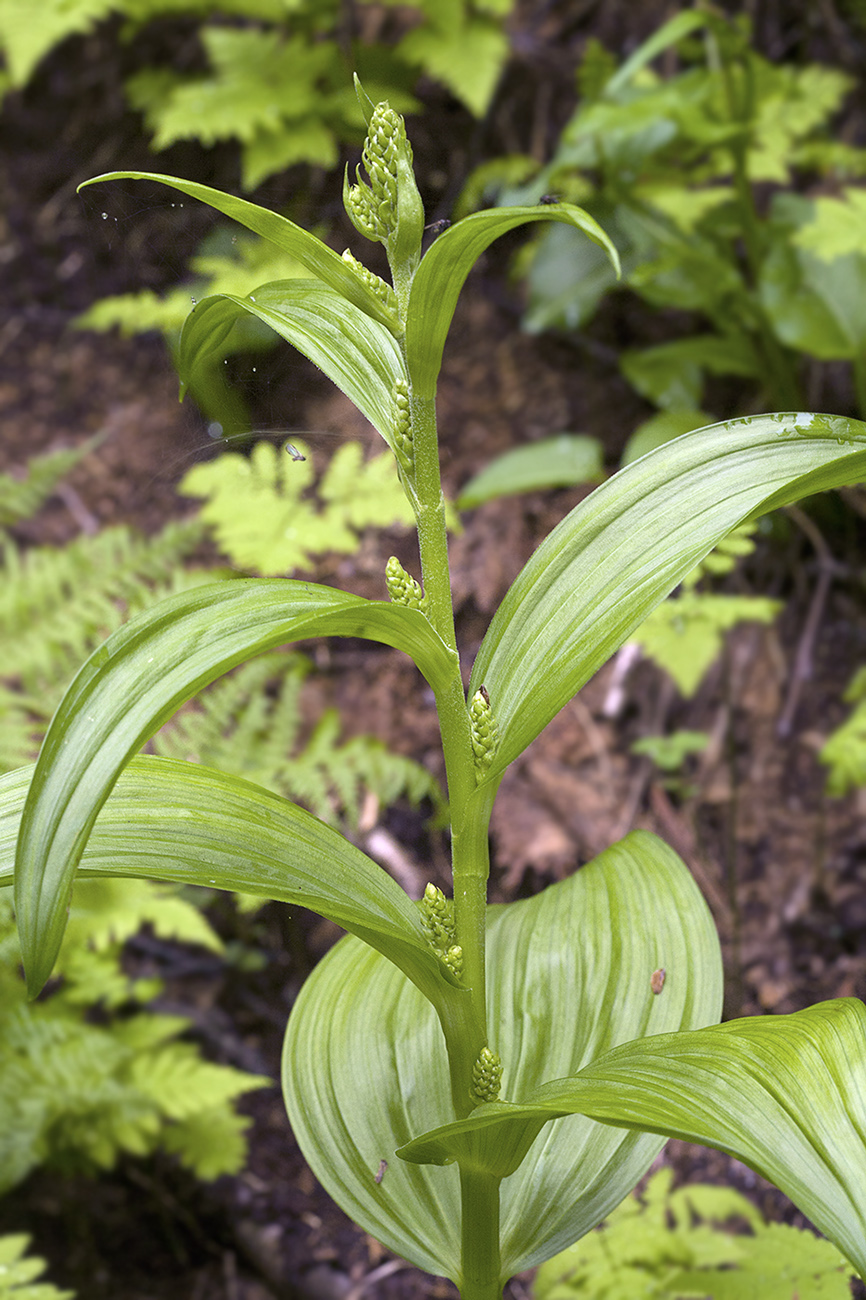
(2, 4, 866, 1299)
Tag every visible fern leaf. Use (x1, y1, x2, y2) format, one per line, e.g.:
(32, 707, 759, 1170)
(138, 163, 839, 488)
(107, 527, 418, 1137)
(160, 1105, 254, 1180)
(632, 593, 781, 697)
(0, 1233, 74, 1299)
(127, 1044, 270, 1122)
(180, 437, 412, 575)
(0, 440, 98, 529)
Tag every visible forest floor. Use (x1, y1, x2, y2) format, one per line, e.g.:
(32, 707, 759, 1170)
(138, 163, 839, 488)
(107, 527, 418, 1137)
(2, 3, 866, 1298)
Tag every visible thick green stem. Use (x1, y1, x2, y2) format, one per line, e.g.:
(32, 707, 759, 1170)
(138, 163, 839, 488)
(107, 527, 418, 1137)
(458, 1168, 503, 1300)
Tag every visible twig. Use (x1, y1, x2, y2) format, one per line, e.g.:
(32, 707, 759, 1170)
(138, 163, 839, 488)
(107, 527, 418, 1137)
(777, 506, 841, 738)
(344, 1259, 408, 1300)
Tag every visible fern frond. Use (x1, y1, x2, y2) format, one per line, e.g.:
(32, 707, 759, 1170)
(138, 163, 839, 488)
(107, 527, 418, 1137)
(0, 439, 99, 529)
(632, 592, 781, 698)
(820, 667, 866, 796)
(179, 438, 413, 575)
(0, 518, 221, 769)
(0, 1233, 74, 1299)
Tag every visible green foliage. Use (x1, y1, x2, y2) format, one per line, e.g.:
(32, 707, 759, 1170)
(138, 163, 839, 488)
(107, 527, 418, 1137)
(820, 665, 866, 797)
(534, 1167, 853, 1300)
(457, 434, 604, 509)
(153, 652, 445, 827)
(0, 441, 98, 533)
(0, 0, 512, 189)
(0, 517, 216, 771)
(0, 882, 268, 1191)
(631, 730, 709, 773)
(0, 1234, 73, 1300)
(12, 91, 866, 1300)
(472, 11, 866, 416)
(629, 522, 777, 698)
(179, 436, 414, 574)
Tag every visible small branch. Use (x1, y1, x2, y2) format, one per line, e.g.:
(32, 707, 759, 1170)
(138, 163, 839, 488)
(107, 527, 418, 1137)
(777, 506, 842, 738)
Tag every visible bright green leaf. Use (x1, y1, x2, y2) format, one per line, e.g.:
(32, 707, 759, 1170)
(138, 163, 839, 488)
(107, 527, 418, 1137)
(178, 281, 405, 447)
(285, 830, 723, 1281)
(399, 1000, 866, 1282)
(406, 204, 620, 398)
(13, 581, 454, 995)
(78, 172, 400, 332)
(1, 757, 454, 1013)
(470, 414, 866, 775)
(457, 435, 604, 509)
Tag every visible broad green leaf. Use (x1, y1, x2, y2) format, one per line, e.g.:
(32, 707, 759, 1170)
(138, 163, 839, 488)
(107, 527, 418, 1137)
(178, 281, 405, 448)
(621, 409, 711, 466)
(283, 831, 723, 1281)
(14, 580, 454, 996)
(457, 435, 604, 509)
(0, 759, 454, 1012)
(406, 205, 620, 398)
(78, 172, 400, 332)
(471, 414, 866, 774)
(401, 1001, 866, 1282)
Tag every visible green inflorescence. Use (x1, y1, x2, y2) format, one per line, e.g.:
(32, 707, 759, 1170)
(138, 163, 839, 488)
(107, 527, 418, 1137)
(385, 556, 427, 613)
(470, 1046, 503, 1106)
(468, 687, 499, 781)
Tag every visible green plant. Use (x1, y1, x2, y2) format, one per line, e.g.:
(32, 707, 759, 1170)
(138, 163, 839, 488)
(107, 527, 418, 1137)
(6, 82, 866, 1298)
(470, 8, 866, 420)
(0, 1234, 74, 1299)
(179, 434, 415, 574)
(0, 876, 268, 1191)
(0, 0, 511, 189)
(534, 1166, 853, 1299)
(153, 651, 444, 828)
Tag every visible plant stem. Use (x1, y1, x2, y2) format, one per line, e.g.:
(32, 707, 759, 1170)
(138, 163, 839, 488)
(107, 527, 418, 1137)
(458, 1168, 503, 1300)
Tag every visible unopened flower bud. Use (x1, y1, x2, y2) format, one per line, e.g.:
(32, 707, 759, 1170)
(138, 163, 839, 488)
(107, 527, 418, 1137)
(470, 1047, 503, 1106)
(469, 686, 499, 781)
(386, 556, 427, 612)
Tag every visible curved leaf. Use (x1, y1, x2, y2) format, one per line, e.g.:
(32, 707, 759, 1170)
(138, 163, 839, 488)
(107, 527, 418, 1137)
(406, 205, 620, 398)
(283, 831, 723, 1281)
(1, 758, 454, 1009)
(79, 172, 400, 332)
(400, 1001, 866, 1282)
(14, 580, 454, 996)
(471, 414, 866, 773)
(178, 282, 405, 447)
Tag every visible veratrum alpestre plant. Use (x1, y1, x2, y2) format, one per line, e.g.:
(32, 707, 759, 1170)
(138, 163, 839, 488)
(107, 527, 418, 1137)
(5, 82, 866, 1298)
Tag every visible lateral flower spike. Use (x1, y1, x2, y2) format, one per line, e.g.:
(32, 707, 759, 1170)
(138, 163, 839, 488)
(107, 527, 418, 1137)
(340, 249, 399, 323)
(470, 1047, 503, 1106)
(344, 83, 424, 270)
(385, 556, 427, 612)
(469, 686, 499, 782)
(392, 379, 413, 466)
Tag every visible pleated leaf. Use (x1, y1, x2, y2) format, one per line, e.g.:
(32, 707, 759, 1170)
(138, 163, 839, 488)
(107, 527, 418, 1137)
(178, 281, 405, 448)
(78, 172, 400, 332)
(400, 1000, 866, 1282)
(283, 831, 723, 1282)
(0, 758, 457, 1011)
(14, 580, 454, 996)
(406, 204, 620, 399)
(471, 414, 866, 774)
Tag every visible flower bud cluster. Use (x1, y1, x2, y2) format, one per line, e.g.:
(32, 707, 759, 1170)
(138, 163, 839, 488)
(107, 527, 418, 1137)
(421, 882, 463, 980)
(469, 687, 499, 782)
(340, 249, 398, 319)
(392, 379, 413, 464)
(343, 96, 424, 268)
(385, 556, 426, 612)
(470, 1047, 503, 1106)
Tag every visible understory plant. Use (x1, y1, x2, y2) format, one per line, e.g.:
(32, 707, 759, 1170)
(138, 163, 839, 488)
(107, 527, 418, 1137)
(5, 82, 866, 1298)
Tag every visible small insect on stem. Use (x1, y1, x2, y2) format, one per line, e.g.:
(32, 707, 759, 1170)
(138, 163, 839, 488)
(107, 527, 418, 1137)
(651, 968, 666, 995)
(539, 194, 560, 205)
(424, 218, 451, 234)
(374, 1159, 388, 1185)
(285, 444, 306, 462)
